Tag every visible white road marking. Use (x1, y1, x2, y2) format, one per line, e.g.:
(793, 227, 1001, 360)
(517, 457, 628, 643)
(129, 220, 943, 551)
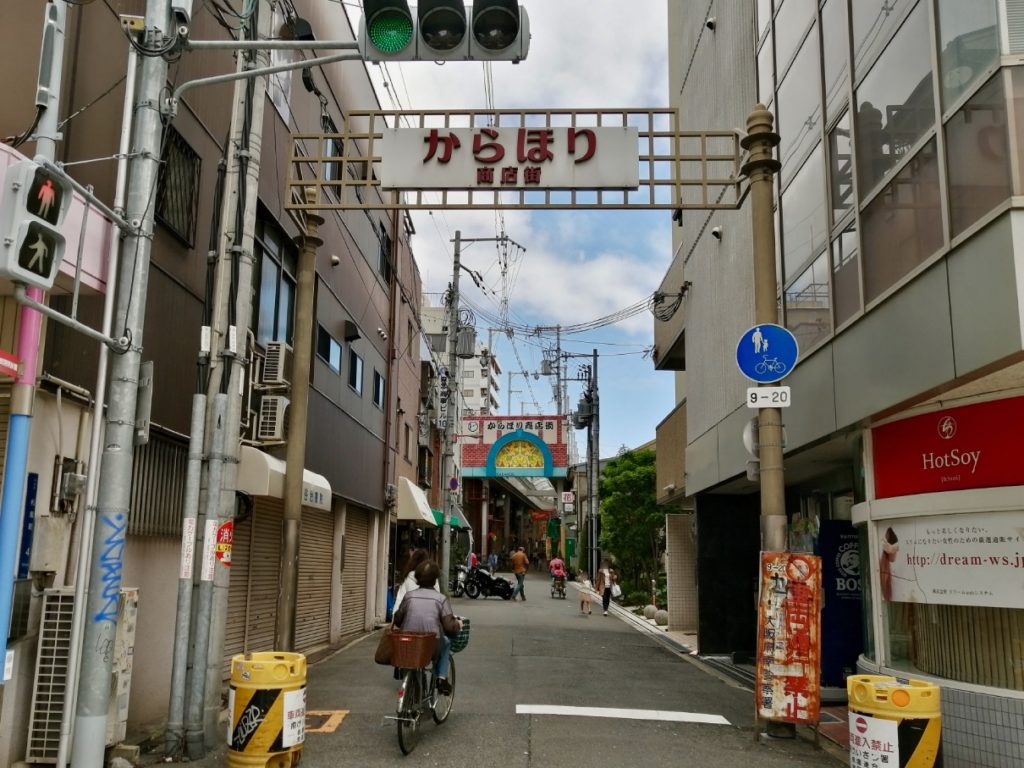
(515, 704, 730, 725)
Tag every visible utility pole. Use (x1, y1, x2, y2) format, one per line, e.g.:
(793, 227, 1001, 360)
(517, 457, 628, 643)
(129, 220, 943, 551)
(741, 106, 786, 554)
(440, 230, 463, 592)
(73, 0, 172, 763)
(173, 0, 276, 754)
(277, 194, 322, 649)
(742, 105, 792, 740)
(589, 349, 600, 578)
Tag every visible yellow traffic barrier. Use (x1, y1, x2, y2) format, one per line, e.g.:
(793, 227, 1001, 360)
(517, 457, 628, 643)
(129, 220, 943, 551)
(227, 652, 307, 768)
(847, 674, 942, 768)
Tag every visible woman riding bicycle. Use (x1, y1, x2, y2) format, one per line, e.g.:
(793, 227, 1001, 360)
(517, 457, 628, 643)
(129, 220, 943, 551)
(392, 560, 462, 694)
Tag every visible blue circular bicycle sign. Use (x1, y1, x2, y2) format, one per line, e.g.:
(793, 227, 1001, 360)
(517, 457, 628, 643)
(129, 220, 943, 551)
(736, 323, 799, 383)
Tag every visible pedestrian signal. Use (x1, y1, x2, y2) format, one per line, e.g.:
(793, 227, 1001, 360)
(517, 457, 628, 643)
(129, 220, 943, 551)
(0, 161, 72, 290)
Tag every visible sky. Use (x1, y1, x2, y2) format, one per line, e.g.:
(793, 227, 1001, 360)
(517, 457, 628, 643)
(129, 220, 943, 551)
(343, 1, 674, 458)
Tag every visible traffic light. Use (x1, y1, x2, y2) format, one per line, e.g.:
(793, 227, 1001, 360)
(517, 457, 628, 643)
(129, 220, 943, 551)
(358, 1, 530, 62)
(0, 161, 72, 290)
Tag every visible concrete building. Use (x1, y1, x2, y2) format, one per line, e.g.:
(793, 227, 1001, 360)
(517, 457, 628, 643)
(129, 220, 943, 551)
(0, 1, 423, 762)
(656, 1, 1024, 762)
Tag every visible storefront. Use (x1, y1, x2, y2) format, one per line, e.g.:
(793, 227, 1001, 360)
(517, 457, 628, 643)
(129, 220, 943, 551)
(226, 446, 335, 672)
(854, 396, 1024, 764)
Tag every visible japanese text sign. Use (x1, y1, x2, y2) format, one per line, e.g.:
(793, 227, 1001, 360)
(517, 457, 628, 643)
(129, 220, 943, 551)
(848, 713, 898, 768)
(380, 126, 640, 190)
(755, 552, 822, 724)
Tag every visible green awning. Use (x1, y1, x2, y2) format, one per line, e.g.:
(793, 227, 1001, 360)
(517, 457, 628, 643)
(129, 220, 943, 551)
(432, 508, 470, 530)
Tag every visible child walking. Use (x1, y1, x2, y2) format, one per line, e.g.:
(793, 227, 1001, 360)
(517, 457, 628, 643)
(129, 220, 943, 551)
(579, 578, 593, 615)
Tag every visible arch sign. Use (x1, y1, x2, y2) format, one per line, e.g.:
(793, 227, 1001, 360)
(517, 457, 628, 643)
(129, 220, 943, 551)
(460, 415, 568, 478)
(285, 108, 743, 212)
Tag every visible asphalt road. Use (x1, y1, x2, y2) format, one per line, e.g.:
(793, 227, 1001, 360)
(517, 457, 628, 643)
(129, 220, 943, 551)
(152, 573, 845, 767)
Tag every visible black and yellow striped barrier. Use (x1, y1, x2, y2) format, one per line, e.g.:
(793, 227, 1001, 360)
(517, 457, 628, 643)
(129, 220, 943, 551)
(848, 674, 942, 768)
(227, 652, 307, 767)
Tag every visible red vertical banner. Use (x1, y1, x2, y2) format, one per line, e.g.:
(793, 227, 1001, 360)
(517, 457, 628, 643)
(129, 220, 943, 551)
(755, 552, 822, 723)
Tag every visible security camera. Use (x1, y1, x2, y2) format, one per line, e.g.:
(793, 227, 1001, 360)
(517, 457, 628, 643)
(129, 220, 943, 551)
(705, 17, 716, 31)
(711, 226, 723, 240)
(330, 254, 340, 267)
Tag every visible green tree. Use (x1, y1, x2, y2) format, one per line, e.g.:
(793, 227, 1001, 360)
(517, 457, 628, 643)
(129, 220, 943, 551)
(597, 449, 662, 594)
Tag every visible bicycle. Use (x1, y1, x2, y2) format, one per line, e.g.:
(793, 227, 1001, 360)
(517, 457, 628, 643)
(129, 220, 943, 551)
(386, 632, 456, 755)
(754, 357, 787, 375)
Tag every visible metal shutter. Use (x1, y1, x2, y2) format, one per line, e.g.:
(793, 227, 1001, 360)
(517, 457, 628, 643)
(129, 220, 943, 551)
(339, 507, 370, 638)
(295, 507, 334, 652)
(223, 499, 283, 676)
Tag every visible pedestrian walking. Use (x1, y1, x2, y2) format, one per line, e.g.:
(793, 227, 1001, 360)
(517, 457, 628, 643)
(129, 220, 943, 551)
(487, 551, 498, 573)
(594, 559, 617, 616)
(510, 546, 529, 601)
(579, 578, 593, 615)
(393, 548, 438, 616)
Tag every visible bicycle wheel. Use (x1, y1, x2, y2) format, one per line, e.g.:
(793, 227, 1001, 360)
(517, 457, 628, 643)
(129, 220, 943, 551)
(754, 362, 767, 375)
(432, 655, 455, 724)
(397, 670, 422, 754)
(774, 361, 787, 374)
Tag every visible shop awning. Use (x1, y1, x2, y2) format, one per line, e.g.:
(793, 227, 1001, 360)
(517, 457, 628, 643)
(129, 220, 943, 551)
(237, 445, 332, 511)
(431, 508, 470, 530)
(397, 477, 436, 526)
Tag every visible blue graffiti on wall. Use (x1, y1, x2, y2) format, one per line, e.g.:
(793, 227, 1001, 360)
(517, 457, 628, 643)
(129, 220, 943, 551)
(93, 512, 127, 624)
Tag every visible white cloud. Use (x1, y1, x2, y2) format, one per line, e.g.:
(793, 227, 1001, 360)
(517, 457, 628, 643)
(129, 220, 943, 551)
(346, 1, 673, 451)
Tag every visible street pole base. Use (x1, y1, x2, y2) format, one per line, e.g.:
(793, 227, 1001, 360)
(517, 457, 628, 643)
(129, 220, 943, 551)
(761, 719, 797, 740)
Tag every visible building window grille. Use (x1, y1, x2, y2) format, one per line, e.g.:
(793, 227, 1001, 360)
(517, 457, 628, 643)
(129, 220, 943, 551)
(155, 127, 201, 247)
(129, 431, 188, 537)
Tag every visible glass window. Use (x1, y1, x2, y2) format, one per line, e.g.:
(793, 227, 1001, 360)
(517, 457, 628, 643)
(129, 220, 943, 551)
(831, 221, 860, 326)
(316, 326, 342, 373)
(828, 112, 853, 226)
(945, 73, 1011, 237)
(854, 2, 935, 198)
(757, 0, 772, 40)
(255, 223, 296, 347)
(785, 252, 831, 351)
(348, 349, 364, 394)
(404, 423, 412, 460)
(861, 138, 942, 303)
(773, 0, 815, 75)
(781, 144, 827, 283)
(851, 0, 914, 78)
(373, 370, 386, 408)
(820, 0, 849, 122)
(268, 7, 292, 124)
(937, 0, 999, 111)
(758, 35, 775, 107)
(777, 31, 821, 177)
(378, 222, 392, 284)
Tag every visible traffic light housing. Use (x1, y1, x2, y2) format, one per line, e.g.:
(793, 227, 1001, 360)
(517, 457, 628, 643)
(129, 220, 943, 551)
(358, 1, 530, 62)
(0, 161, 72, 290)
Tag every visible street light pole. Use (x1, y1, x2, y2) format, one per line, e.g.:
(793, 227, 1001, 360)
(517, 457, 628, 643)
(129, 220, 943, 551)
(441, 231, 463, 592)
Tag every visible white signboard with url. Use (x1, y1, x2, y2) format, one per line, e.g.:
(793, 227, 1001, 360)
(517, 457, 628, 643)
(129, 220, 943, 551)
(747, 386, 791, 408)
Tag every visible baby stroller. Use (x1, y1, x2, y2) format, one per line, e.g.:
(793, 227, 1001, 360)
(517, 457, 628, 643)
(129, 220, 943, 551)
(550, 574, 566, 599)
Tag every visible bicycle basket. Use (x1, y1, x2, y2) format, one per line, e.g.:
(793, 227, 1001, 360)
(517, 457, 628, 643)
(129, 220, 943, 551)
(390, 631, 436, 669)
(450, 617, 471, 653)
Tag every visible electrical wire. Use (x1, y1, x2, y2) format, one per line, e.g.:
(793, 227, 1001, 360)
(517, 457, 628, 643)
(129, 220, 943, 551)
(3, 105, 44, 148)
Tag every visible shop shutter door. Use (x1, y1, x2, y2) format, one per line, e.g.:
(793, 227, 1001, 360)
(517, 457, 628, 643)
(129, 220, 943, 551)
(339, 507, 370, 638)
(295, 507, 334, 652)
(223, 499, 283, 676)
(224, 508, 252, 678)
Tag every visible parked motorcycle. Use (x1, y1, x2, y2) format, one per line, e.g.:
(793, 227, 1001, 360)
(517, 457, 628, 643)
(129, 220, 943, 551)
(464, 565, 514, 600)
(453, 564, 469, 598)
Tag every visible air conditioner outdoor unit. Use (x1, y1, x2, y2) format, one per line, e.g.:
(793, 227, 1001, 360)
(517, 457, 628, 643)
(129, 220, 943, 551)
(262, 341, 293, 387)
(27, 588, 138, 762)
(257, 395, 289, 441)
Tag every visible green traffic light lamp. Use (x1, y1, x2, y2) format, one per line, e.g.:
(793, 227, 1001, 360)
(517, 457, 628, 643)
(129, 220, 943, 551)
(363, 0, 414, 55)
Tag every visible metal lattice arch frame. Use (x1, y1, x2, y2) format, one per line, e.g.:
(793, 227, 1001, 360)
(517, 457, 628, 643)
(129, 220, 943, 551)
(285, 108, 744, 211)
